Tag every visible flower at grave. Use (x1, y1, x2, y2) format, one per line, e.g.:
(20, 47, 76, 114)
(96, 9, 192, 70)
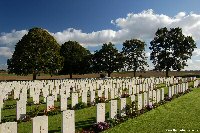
(95, 97, 106, 103)
(48, 105, 56, 111)
(93, 122, 110, 132)
(146, 105, 153, 111)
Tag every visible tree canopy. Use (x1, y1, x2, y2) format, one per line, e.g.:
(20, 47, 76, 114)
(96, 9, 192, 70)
(60, 40, 91, 78)
(122, 39, 148, 77)
(92, 42, 123, 77)
(149, 27, 196, 77)
(7, 27, 63, 80)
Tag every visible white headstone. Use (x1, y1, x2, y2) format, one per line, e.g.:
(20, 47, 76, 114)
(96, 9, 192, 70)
(137, 94, 142, 110)
(104, 88, 108, 100)
(156, 89, 160, 103)
(62, 110, 75, 133)
(110, 100, 117, 119)
(32, 116, 48, 133)
(0, 122, 17, 133)
(81, 91, 87, 104)
(168, 86, 172, 98)
(90, 91, 95, 104)
(46, 96, 54, 111)
(152, 90, 156, 104)
(71, 93, 78, 108)
(120, 98, 126, 116)
(16, 100, 26, 120)
(148, 91, 153, 106)
(161, 88, 164, 100)
(60, 94, 68, 111)
(110, 89, 115, 99)
(96, 103, 105, 123)
(143, 92, 148, 107)
(130, 95, 135, 103)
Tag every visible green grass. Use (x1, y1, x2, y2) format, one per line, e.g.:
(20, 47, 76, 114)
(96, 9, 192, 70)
(104, 88, 200, 133)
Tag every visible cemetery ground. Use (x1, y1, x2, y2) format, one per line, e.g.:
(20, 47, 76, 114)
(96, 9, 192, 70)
(1, 81, 199, 133)
(0, 70, 200, 80)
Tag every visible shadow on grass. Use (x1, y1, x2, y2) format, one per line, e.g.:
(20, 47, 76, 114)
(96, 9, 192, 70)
(48, 127, 61, 133)
(75, 117, 96, 129)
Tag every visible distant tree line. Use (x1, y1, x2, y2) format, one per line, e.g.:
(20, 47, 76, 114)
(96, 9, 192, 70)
(7, 27, 196, 80)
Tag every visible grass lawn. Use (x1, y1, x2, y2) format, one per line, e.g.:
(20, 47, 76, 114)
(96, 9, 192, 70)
(104, 88, 200, 133)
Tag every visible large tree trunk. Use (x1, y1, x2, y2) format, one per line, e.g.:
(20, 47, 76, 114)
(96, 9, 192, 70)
(166, 68, 169, 77)
(33, 72, 37, 80)
(134, 70, 136, 77)
(108, 72, 111, 77)
(70, 73, 72, 79)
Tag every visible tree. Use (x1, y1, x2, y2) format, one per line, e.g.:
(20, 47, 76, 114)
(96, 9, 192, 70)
(122, 39, 148, 77)
(92, 42, 124, 77)
(149, 27, 196, 77)
(60, 41, 91, 78)
(7, 27, 63, 80)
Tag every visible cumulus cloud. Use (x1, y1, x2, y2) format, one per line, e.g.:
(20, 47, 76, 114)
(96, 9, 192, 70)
(0, 47, 13, 58)
(184, 59, 200, 70)
(52, 28, 116, 46)
(0, 30, 28, 47)
(146, 52, 151, 57)
(1, 9, 200, 70)
(2, 9, 200, 47)
(52, 9, 200, 45)
(192, 48, 200, 57)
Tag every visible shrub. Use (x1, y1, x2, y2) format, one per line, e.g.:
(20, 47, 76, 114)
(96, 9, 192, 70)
(107, 118, 119, 127)
(27, 101, 34, 106)
(72, 102, 87, 110)
(28, 105, 41, 117)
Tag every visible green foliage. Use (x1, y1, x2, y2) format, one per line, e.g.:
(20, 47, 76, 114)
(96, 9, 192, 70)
(60, 40, 91, 78)
(7, 27, 63, 80)
(92, 42, 124, 77)
(122, 39, 148, 76)
(72, 102, 87, 110)
(28, 105, 41, 117)
(149, 27, 196, 77)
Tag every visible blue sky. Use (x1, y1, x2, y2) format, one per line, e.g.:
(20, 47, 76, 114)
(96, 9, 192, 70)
(1, 0, 200, 33)
(1, 0, 200, 70)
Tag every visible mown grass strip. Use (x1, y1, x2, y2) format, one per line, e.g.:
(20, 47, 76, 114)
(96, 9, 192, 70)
(105, 88, 200, 133)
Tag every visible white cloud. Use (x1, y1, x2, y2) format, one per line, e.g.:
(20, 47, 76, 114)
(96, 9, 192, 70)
(52, 28, 116, 46)
(0, 47, 13, 58)
(184, 59, 200, 70)
(2, 9, 200, 47)
(146, 52, 151, 57)
(52, 9, 200, 45)
(193, 48, 200, 57)
(0, 30, 28, 47)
